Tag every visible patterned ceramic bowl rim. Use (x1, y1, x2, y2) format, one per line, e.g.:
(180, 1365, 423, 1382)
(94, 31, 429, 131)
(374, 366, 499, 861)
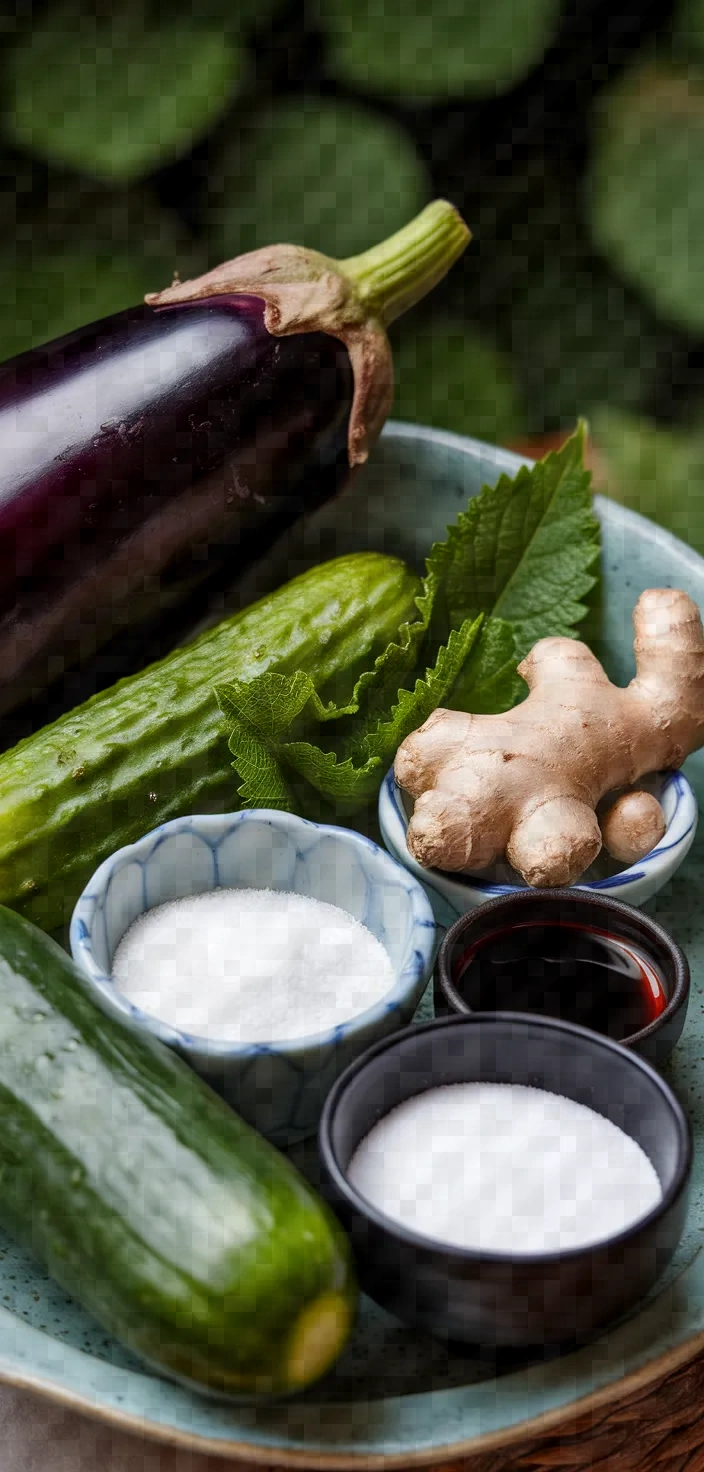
(70, 808, 436, 1059)
(378, 767, 698, 906)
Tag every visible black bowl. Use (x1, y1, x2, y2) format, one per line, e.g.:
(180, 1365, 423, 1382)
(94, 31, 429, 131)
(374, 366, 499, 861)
(434, 889, 690, 1068)
(319, 1014, 692, 1348)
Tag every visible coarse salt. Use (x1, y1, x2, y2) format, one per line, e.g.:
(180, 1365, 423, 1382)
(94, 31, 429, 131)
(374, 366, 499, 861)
(111, 887, 395, 1044)
(347, 1082, 662, 1254)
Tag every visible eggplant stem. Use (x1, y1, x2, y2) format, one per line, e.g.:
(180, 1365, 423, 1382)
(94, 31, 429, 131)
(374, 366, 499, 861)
(338, 201, 471, 328)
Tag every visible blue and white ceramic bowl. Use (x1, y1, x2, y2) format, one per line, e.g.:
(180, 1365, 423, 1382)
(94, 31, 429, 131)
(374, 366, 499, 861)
(70, 808, 436, 1145)
(378, 766, 698, 927)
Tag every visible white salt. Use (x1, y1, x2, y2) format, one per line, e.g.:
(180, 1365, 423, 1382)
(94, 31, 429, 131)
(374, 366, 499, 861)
(347, 1082, 662, 1254)
(111, 887, 395, 1044)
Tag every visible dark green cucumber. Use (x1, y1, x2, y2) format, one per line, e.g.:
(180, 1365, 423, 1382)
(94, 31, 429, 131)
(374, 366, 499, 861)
(0, 904, 355, 1396)
(0, 552, 420, 931)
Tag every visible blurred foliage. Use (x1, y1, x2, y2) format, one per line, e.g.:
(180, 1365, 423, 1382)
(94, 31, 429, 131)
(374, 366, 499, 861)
(503, 243, 663, 429)
(587, 58, 704, 334)
(205, 97, 430, 262)
(3, 0, 704, 569)
(442, 157, 669, 435)
(672, 0, 704, 62)
(0, 183, 197, 359)
(6, 1, 246, 183)
(389, 319, 525, 442)
(590, 407, 704, 553)
(316, 0, 562, 99)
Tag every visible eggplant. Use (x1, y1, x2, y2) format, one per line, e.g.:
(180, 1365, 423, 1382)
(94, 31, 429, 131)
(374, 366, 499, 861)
(0, 298, 352, 716)
(0, 201, 470, 719)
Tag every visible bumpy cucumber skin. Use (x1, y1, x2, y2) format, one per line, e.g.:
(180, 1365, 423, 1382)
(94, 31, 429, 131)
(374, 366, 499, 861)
(0, 905, 355, 1397)
(0, 553, 420, 931)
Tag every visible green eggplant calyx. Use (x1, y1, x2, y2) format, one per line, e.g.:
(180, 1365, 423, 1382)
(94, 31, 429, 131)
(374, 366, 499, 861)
(144, 200, 471, 468)
(339, 199, 471, 328)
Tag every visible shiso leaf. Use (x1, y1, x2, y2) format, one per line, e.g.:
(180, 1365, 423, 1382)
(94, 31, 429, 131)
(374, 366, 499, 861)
(205, 97, 430, 262)
(426, 421, 600, 657)
(225, 718, 295, 812)
(447, 614, 521, 716)
(217, 616, 486, 810)
(389, 320, 525, 444)
(316, 0, 561, 98)
(344, 614, 487, 775)
(587, 58, 704, 333)
(5, 0, 245, 183)
(215, 425, 599, 816)
(354, 614, 518, 760)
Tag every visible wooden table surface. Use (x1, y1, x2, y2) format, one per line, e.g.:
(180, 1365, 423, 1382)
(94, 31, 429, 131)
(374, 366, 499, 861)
(2, 1346, 704, 1472)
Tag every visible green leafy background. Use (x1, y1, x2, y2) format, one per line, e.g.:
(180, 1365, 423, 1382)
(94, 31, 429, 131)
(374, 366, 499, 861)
(1, 0, 703, 552)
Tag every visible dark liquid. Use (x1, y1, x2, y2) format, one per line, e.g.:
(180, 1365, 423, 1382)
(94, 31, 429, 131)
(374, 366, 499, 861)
(454, 921, 668, 1041)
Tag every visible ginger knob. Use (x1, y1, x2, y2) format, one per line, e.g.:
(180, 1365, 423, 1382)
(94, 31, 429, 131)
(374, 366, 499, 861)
(600, 790, 666, 865)
(395, 588, 704, 887)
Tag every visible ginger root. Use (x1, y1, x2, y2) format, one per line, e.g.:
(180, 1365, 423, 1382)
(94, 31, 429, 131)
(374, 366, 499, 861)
(395, 588, 704, 887)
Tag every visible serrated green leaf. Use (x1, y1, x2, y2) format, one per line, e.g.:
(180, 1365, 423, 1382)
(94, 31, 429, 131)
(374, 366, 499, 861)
(426, 423, 600, 656)
(355, 616, 485, 768)
(389, 320, 525, 444)
(217, 670, 381, 805)
(227, 718, 295, 811)
(340, 608, 428, 729)
(217, 671, 327, 746)
(276, 744, 382, 804)
(206, 97, 429, 262)
(218, 615, 485, 810)
(317, 0, 561, 98)
(6, 1, 245, 183)
(447, 617, 520, 714)
(587, 59, 704, 334)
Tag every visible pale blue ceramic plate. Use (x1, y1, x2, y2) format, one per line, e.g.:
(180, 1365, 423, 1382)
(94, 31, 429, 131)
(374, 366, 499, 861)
(2, 422, 704, 1464)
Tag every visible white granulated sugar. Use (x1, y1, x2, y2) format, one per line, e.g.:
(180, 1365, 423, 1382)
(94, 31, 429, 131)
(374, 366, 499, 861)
(111, 887, 395, 1043)
(347, 1082, 663, 1254)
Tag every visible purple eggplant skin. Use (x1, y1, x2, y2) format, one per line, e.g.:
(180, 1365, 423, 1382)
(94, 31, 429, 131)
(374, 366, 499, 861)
(0, 295, 353, 719)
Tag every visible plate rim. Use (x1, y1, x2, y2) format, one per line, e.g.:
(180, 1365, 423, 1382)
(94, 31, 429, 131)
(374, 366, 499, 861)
(1, 1319, 704, 1467)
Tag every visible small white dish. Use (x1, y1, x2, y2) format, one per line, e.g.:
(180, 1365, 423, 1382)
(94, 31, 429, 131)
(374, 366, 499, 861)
(70, 808, 436, 1145)
(378, 766, 698, 925)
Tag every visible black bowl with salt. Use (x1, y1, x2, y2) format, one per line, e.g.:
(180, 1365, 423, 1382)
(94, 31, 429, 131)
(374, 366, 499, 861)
(318, 1014, 692, 1348)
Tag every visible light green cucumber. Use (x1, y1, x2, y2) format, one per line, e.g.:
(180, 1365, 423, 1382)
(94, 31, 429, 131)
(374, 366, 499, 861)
(0, 552, 420, 930)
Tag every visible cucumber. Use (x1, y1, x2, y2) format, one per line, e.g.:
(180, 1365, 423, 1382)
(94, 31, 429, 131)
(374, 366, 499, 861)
(0, 904, 355, 1397)
(0, 552, 421, 931)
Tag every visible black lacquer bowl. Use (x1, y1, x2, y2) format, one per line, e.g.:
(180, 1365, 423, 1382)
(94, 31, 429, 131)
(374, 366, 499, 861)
(435, 889, 690, 1069)
(319, 1014, 692, 1348)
